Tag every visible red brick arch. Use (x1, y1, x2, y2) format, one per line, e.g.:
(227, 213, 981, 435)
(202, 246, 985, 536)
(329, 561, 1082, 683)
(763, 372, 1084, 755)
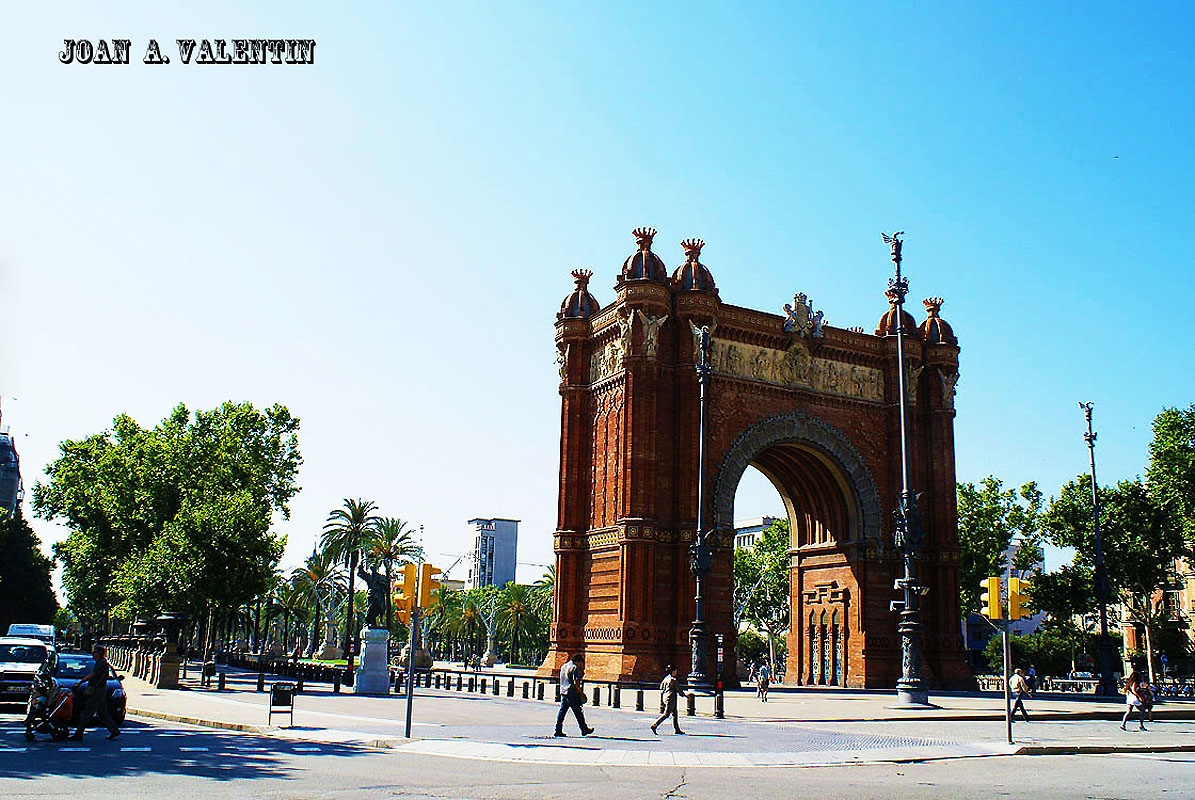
(540, 242, 972, 690)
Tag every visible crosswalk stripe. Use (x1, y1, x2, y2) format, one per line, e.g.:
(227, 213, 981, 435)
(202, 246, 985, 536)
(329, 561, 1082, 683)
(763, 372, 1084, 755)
(180, 746, 209, 751)
(121, 747, 151, 752)
(0, 748, 28, 752)
(60, 747, 89, 752)
(293, 746, 322, 752)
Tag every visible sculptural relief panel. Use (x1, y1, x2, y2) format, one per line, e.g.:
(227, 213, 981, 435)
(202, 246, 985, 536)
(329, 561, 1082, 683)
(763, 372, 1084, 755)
(707, 338, 883, 402)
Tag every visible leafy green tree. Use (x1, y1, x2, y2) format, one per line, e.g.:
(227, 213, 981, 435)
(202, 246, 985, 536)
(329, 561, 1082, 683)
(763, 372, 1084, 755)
(733, 518, 790, 674)
(1147, 405, 1195, 541)
(321, 498, 381, 656)
(0, 509, 59, 630)
(1043, 475, 1191, 679)
(956, 477, 1043, 617)
(33, 402, 300, 630)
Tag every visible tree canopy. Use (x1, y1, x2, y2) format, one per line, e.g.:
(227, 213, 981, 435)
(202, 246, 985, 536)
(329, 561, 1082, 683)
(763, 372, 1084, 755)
(956, 477, 1043, 616)
(1147, 404, 1195, 542)
(733, 518, 790, 670)
(0, 509, 59, 630)
(33, 401, 301, 626)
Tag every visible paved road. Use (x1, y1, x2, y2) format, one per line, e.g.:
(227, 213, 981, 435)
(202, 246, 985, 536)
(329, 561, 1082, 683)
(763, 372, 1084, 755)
(2, 714, 1194, 799)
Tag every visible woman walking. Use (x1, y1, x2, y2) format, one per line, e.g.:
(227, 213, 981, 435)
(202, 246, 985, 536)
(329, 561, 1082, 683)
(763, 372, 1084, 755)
(650, 665, 684, 735)
(1121, 668, 1148, 731)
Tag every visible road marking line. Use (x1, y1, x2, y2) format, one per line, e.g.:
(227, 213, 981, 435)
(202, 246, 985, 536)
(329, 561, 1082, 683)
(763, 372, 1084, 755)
(293, 746, 322, 752)
(60, 747, 90, 752)
(121, 747, 152, 752)
(180, 747, 209, 751)
(0, 747, 28, 752)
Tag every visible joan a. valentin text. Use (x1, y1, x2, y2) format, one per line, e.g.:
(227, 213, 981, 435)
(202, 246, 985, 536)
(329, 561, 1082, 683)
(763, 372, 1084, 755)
(58, 39, 316, 65)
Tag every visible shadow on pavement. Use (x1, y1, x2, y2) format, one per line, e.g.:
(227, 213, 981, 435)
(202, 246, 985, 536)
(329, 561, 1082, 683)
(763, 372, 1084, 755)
(0, 720, 378, 781)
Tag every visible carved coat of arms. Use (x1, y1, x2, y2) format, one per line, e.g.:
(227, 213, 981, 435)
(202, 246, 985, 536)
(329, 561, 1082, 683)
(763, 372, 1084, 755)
(783, 293, 826, 338)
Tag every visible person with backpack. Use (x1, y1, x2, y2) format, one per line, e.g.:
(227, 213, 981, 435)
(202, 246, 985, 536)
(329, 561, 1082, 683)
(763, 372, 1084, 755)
(650, 665, 684, 736)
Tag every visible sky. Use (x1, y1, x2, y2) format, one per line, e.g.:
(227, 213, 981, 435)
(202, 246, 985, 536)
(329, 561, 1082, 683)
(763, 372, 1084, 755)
(2, 2, 1193, 596)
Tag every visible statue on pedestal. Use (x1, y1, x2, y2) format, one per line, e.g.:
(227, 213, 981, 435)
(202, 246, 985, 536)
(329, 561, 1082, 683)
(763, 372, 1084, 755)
(357, 562, 389, 629)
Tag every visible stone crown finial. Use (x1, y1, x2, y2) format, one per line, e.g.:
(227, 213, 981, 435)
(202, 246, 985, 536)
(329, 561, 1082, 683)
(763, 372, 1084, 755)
(571, 269, 594, 287)
(632, 227, 657, 250)
(922, 297, 944, 317)
(681, 238, 705, 261)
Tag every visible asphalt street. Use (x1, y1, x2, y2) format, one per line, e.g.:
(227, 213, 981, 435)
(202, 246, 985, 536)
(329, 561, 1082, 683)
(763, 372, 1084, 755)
(2, 714, 1195, 799)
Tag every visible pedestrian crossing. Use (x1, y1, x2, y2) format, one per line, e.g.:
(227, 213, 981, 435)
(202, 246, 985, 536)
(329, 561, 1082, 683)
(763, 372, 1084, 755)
(0, 724, 329, 756)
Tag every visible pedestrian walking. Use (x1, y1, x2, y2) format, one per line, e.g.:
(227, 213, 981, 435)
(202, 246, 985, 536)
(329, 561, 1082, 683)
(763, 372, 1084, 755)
(553, 653, 593, 737)
(1121, 668, 1147, 731)
(71, 644, 120, 741)
(1009, 667, 1032, 722)
(650, 665, 684, 735)
(756, 662, 771, 702)
(1139, 679, 1155, 723)
(1027, 664, 1038, 693)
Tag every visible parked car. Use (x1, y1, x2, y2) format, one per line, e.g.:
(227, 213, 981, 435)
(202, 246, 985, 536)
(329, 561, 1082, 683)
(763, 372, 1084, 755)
(0, 637, 52, 703)
(6, 624, 56, 648)
(54, 652, 126, 725)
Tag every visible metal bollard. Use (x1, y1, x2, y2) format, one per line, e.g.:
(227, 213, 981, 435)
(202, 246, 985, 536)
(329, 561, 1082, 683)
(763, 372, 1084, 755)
(217, 671, 226, 691)
(480, 678, 486, 693)
(613, 685, 620, 708)
(715, 691, 724, 719)
(686, 691, 696, 716)
(507, 679, 514, 697)
(333, 673, 341, 694)
(592, 687, 600, 707)
(537, 682, 544, 701)
(257, 673, 265, 692)
(493, 678, 500, 696)
(457, 674, 463, 691)
(296, 676, 304, 693)
(636, 689, 644, 711)
(435, 673, 442, 689)
(522, 681, 529, 699)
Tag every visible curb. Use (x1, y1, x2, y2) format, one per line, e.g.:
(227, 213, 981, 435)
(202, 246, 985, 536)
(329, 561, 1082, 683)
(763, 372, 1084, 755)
(1017, 743, 1195, 756)
(128, 707, 271, 735)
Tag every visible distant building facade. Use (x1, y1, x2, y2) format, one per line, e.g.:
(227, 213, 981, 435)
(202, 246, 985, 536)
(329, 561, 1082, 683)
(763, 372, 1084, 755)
(733, 516, 780, 550)
(467, 518, 519, 589)
(0, 418, 22, 516)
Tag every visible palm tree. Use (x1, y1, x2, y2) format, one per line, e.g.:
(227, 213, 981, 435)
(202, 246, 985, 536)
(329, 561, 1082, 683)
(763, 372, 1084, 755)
(496, 583, 536, 665)
(292, 546, 344, 657)
(425, 585, 462, 659)
(268, 579, 311, 654)
(321, 498, 381, 667)
(363, 517, 423, 632)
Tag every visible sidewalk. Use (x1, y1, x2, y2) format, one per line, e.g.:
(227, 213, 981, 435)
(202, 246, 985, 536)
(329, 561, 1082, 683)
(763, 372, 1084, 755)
(122, 666, 1195, 768)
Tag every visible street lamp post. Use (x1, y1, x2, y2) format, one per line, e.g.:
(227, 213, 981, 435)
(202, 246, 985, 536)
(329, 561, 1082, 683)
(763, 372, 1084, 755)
(1079, 401, 1120, 697)
(688, 325, 713, 691)
(882, 232, 930, 706)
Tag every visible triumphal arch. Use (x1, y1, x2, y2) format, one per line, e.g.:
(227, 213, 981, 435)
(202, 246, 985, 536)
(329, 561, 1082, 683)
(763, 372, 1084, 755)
(540, 228, 972, 689)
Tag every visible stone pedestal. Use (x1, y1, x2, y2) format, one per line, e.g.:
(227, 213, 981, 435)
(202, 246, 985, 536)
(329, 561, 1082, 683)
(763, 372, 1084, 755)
(156, 642, 181, 689)
(354, 627, 390, 695)
(318, 620, 343, 660)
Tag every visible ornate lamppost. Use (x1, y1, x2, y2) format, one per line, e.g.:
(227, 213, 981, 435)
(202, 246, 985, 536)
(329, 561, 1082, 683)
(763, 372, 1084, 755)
(1079, 402, 1120, 697)
(688, 325, 713, 690)
(882, 231, 930, 706)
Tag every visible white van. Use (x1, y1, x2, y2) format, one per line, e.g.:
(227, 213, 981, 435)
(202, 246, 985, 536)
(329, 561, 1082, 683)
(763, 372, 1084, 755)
(5, 624, 55, 647)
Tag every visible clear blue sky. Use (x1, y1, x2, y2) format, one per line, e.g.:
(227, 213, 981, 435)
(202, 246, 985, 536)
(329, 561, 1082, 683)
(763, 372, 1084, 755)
(3, 2, 1192, 589)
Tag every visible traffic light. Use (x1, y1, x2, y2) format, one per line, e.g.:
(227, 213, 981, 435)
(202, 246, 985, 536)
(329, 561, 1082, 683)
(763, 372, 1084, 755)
(394, 563, 418, 625)
(980, 576, 1002, 619)
(418, 563, 442, 609)
(1008, 576, 1031, 620)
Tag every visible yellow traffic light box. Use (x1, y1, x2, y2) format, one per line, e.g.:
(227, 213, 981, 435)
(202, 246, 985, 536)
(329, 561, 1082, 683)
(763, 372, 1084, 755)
(1008, 576, 1031, 620)
(418, 563, 442, 609)
(980, 576, 1002, 620)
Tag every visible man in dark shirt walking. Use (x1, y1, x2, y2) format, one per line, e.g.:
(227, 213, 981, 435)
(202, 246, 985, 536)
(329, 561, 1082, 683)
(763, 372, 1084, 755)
(72, 644, 120, 740)
(553, 652, 593, 737)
